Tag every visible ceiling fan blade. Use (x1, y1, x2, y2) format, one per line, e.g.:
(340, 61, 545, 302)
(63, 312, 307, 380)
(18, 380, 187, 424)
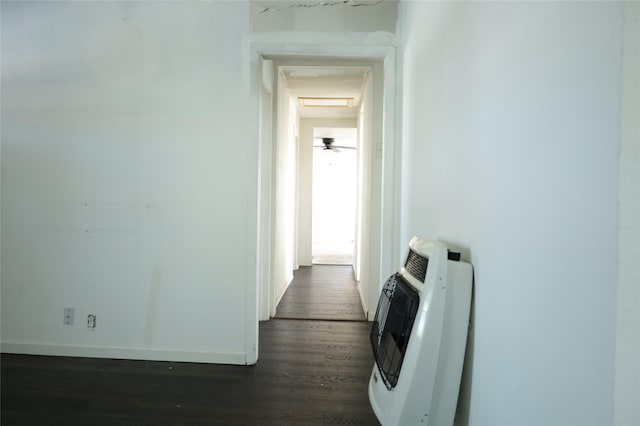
(312, 145, 339, 152)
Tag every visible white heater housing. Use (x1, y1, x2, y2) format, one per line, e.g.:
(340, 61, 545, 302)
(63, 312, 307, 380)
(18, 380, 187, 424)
(368, 237, 472, 426)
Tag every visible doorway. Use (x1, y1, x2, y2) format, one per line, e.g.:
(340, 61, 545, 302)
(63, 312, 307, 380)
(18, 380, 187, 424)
(312, 127, 358, 266)
(267, 60, 374, 318)
(260, 57, 390, 318)
(247, 42, 399, 362)
(271, 63, 366, 322)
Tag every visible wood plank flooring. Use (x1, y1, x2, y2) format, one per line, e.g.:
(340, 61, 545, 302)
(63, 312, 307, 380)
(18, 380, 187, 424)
(274, 265, 366, 321)
(1, 320, 379, 426)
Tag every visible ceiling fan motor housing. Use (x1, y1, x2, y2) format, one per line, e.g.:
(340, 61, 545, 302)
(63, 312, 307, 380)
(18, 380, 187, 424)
(322, 138, 335, 149)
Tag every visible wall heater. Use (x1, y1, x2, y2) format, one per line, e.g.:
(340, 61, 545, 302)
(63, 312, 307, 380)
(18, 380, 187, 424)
(369, 237, 472, 425)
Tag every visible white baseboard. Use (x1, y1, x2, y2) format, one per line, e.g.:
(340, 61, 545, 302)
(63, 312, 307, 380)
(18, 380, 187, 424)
(1, 341, 247, 365)
(272, 273, 294, 316)
(357, 281, 370, 321)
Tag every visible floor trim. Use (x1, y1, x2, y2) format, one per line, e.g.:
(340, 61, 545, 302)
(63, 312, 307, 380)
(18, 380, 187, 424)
(1, 342, 246, 365)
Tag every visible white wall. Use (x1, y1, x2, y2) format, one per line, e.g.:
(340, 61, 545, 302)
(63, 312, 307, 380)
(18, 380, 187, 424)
(361, 61, 386, 319)
(357, 72, 374, 317)
(272, 71, 299, 311)
(615, 2, 640, 425)
(258, 59, 274, 322)
(250, 0, 398, 34)
(1, 1, 253, 363)
(399, 1, 622, 425)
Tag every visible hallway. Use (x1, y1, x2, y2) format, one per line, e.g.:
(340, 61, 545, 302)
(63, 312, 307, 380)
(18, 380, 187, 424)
(274, 265, 366, 322)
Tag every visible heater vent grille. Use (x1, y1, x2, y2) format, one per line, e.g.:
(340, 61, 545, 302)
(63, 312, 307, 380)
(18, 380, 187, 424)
(370, 273, 419, 389)
(405, 249, 428, 282)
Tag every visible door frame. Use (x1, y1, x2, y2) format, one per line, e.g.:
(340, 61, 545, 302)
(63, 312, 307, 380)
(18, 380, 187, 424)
(246, 37, 400, 364)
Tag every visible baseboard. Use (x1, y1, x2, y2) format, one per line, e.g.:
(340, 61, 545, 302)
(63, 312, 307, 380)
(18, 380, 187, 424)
(357, 281, 370, 320)
(272, 273, 294, 315)
(1, 341, 247, 365)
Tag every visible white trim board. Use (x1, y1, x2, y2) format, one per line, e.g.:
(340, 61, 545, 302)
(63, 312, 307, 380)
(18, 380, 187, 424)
(1, 342, 247, 365)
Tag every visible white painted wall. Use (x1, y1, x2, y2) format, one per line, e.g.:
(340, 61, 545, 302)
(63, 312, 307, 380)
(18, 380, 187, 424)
(615, 2, 640, 425)
(1, 1, 253, 363)
(399, 1, 622, 425)
(258, 59, 275, 322)
(250, 0, 398, 34)
(361, 61, 387, 320)
(272, 70, 299, 312)
(357, 73, 374, 317)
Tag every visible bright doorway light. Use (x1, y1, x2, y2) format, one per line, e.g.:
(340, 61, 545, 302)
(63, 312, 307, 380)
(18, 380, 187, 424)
(299, 97, 354, 108)
(312, 128, 357, 265)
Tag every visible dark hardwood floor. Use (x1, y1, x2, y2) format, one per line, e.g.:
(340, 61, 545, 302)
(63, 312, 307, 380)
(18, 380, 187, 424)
(1, 320, 379, 426)
(274, 265, 366, 321)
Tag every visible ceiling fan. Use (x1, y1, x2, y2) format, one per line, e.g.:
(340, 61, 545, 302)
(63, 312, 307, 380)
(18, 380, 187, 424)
(313, 138, 356, 152)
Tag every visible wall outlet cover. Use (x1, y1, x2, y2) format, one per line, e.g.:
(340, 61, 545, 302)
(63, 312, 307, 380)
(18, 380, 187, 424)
(87, 314, 96, 329)
(64, 307, 74, 325)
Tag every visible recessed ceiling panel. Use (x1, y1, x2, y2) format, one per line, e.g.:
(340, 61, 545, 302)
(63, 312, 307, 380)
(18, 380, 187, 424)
(281, 66, 369, 118)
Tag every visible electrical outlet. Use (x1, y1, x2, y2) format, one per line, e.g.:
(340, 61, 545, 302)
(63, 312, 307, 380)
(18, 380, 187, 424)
(64, 307, 74, 325)
(87, 314, 96, 330)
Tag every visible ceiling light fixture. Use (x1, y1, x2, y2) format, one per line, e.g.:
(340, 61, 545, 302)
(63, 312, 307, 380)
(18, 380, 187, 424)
(298, 97, 354, 108)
